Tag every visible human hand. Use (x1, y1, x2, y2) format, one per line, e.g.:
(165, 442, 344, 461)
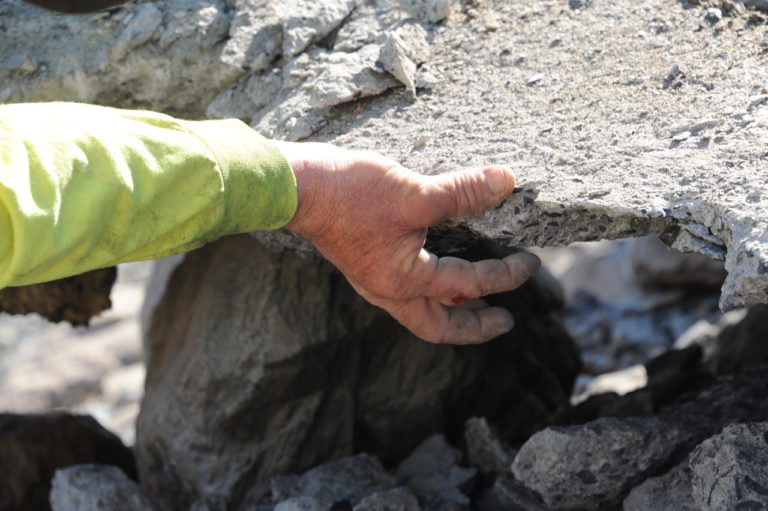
(274, 141, 541, 345)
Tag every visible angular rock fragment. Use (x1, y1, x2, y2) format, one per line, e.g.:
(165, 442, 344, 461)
(463, 417, 513, 474)
(622, 457, 695, 511)
(511, 416, 707, 509)
(252, 44, 398, 140)
(274, 497, 326, 511)
(396, 435, 476, 511)
(664, 368, 768, 428)
(492, 472, 550, 511)
(353, 488, 421, 511)
(394, 0, 453, 23)
(335, 4, 409, 52)
(0, 413, 135, 511)
(690, 422, 768, 510)
(50, 465, 153, 511)
(1, 0, 237, 117)
(276, 0, 357, 57)
(378, 22, 430, 91)
(271, 453, 396, 507)
(220, 0, 283, 72)
(699, 305, 768, 375)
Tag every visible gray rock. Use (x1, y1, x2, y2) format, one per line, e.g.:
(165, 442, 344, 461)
(271, 453, 395, 506)
(463, 417, 513, 474)
(276, 0, 357, 58)
(274, 497, 325, 511)
(511, 416, 706, 509)
(136, 235, 578, 510)
(0, 413, 136, 511)
(378, 22, 430, 91)
(250, 44, 398, 140)
(335, 5, 408, 52)
(0, 0, 236, 117)
(394, 0, 453, 23)
(666, 368, 768, 428)
(396, 435, 476, 511)
(624, 234, 726, 290)
(396, 434, 462, 480)
(491, 473, 549, 511)
(220, 0, 283, 72)
(622, 458, 695, 511)
(701, 305, 768, 375)
(690, 422, 768, 510)
(50, 465, 153, 511)
(353, 488, 421, 511)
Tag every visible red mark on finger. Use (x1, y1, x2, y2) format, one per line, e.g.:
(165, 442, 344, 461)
(451, 293, 468, 305)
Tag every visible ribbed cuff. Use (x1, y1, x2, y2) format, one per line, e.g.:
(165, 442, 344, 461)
(180, 119, 298, 234)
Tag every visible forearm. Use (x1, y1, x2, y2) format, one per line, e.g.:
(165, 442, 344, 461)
(0, 102, 296, 287)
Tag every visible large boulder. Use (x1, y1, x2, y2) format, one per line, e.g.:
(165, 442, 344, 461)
(136, 234, 578, 510)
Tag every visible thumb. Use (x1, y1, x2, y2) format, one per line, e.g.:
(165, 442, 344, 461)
(407, 166, 516, 227)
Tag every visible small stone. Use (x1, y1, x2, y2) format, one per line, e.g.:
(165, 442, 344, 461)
(672, 131, 691, 142)
(397, 435, 476, 510)
(271, 454, 396, 507)
(274, 497, 326, 511)
(664, 64, 685, 89)
(353, 488, 420, 511)
(484, 16, 501, 31)
(623, 458, 695, 511)
(705, 7, 723, 22)
(526, 73, 545, 85)
(378, 23, 431, 92)
(464, 417, 514, 474)
(7, 53, 37, 73)
(50, 465, 152, 511)
(394, 0, 453, 23)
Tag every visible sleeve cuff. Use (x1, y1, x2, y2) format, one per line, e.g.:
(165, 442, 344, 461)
(179, 118, 298, 234)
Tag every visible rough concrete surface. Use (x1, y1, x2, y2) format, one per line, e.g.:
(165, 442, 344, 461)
(2, 0, 766, 311)
(311, 0, 768, 312)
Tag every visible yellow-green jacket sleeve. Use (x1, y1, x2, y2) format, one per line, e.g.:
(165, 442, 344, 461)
(0, 102, 297, 287)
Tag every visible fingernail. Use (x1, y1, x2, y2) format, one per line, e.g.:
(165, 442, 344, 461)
(485, 167, 510, 196)
(523, 252, 542, 274)
(498, 310, 515, 333)
(509, 252, 541, 276)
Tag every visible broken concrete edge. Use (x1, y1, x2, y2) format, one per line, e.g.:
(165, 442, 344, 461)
(464, 182, 767, 311)
(255, 179, 765, 312)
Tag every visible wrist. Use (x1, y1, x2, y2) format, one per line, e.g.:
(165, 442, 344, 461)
(273, 141, 334, 240)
